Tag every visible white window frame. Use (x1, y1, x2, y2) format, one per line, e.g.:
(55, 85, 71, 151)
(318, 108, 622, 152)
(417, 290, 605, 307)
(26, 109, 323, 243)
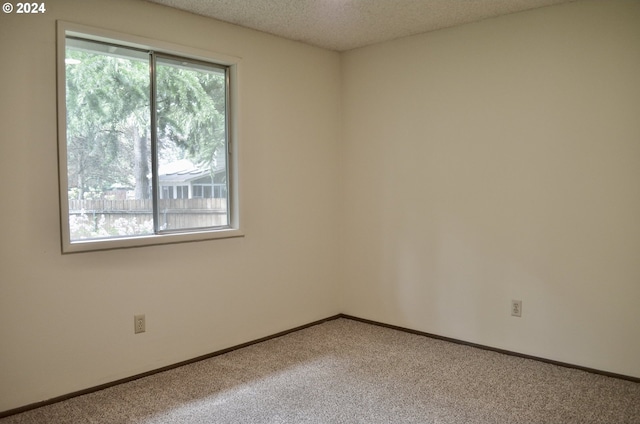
(57, 21, 243, 253)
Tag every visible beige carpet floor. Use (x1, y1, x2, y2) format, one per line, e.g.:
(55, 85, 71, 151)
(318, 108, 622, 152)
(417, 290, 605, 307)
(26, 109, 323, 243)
(2, 318, 639, 423)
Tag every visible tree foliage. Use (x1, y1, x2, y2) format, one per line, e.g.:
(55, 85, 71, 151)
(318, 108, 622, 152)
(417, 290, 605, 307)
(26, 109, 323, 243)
(66, 48, 149, 199)
(156, 60, 226, 170)
(65, 44, 226, 201)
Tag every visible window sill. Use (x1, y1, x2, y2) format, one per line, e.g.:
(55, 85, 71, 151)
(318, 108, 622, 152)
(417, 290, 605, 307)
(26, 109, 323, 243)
(62, 228, 244, 254)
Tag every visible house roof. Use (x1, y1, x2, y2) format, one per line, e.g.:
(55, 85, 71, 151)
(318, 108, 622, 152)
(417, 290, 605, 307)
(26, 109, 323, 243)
(158, 158, 225, 184)
(158, 159, 206, 183)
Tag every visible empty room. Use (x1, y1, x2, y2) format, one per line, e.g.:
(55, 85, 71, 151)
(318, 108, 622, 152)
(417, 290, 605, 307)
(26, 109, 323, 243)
(0, 0, 639, 422)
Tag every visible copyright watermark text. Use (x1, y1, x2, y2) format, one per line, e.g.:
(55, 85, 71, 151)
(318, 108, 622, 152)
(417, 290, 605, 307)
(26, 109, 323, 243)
(3, 2, 47, 14)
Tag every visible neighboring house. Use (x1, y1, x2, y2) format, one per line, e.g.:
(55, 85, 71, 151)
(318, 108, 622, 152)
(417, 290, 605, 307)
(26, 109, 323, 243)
(157, 157, 227, 200)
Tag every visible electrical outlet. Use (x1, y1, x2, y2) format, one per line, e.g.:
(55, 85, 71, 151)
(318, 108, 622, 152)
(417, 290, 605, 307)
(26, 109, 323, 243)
(134, 314, 146, 334)
(511, 300, 522, 317)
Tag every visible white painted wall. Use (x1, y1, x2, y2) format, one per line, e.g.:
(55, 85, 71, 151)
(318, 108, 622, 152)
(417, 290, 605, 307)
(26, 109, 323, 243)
(0, 0, 340, 411)
(340, 0, 640, 378)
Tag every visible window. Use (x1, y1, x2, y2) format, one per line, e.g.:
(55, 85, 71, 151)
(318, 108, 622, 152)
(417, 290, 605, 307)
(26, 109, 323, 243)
(57, 22, 241, 252)
(176, 186, 189, 199)
(161, 187, 174, 200)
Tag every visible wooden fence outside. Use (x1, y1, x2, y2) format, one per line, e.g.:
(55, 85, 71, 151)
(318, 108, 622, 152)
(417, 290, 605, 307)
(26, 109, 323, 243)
(68, 198, 228, 233)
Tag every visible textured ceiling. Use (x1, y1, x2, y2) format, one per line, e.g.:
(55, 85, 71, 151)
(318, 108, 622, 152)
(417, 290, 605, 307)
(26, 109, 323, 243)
(145, 0, 577, 51)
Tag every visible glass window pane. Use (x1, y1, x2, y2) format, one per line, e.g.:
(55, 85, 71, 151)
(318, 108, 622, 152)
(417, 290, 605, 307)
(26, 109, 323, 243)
(65, 38, 153, 241)
(155, 56, 229, 231)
